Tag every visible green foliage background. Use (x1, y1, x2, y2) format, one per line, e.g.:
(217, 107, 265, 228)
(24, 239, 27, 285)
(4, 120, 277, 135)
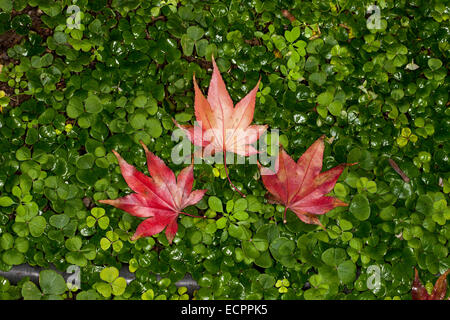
(0, 0, 449, 300)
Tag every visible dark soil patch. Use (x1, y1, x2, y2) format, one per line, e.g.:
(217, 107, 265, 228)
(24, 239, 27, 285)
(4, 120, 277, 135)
(184, 56, 213, 71)
(0, 31, 22, 66)
(0, 6, 53, 107)
(0, 6, 52, 65)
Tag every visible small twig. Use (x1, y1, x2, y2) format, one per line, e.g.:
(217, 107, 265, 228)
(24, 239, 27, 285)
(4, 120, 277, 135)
(389, 159, 410, 183)
(281, 9, 296, 22)
(180, 211, 206, 219)
(151, 16, 166, 23)
(309, 25, 321, 40)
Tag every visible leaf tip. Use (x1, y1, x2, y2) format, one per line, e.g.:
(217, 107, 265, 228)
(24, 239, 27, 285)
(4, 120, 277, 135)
(334, 198, 348, 207)
(139, 140, 149, 153)
(111, 149, 120, 158)
(211, 53, 217, 67)
(98, 199, 116, 207)
(130, 233, 141, 241)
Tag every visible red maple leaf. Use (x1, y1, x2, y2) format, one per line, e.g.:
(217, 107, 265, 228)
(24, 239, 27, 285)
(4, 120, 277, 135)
(175, 56, 267, 197)
(259, 135, 355, 227)
(99, 141, 207, 244)
(412, 268, 450, 300)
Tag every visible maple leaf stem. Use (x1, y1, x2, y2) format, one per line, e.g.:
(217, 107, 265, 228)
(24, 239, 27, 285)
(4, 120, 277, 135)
(388, 158, 410, 183)
(179, 211, 206, 219)
(223, 152, 246, 198)
(283, 206, 287, 224)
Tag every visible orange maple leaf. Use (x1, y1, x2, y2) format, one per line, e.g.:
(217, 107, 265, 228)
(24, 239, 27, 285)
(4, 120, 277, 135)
(175, 56, 267, 197)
